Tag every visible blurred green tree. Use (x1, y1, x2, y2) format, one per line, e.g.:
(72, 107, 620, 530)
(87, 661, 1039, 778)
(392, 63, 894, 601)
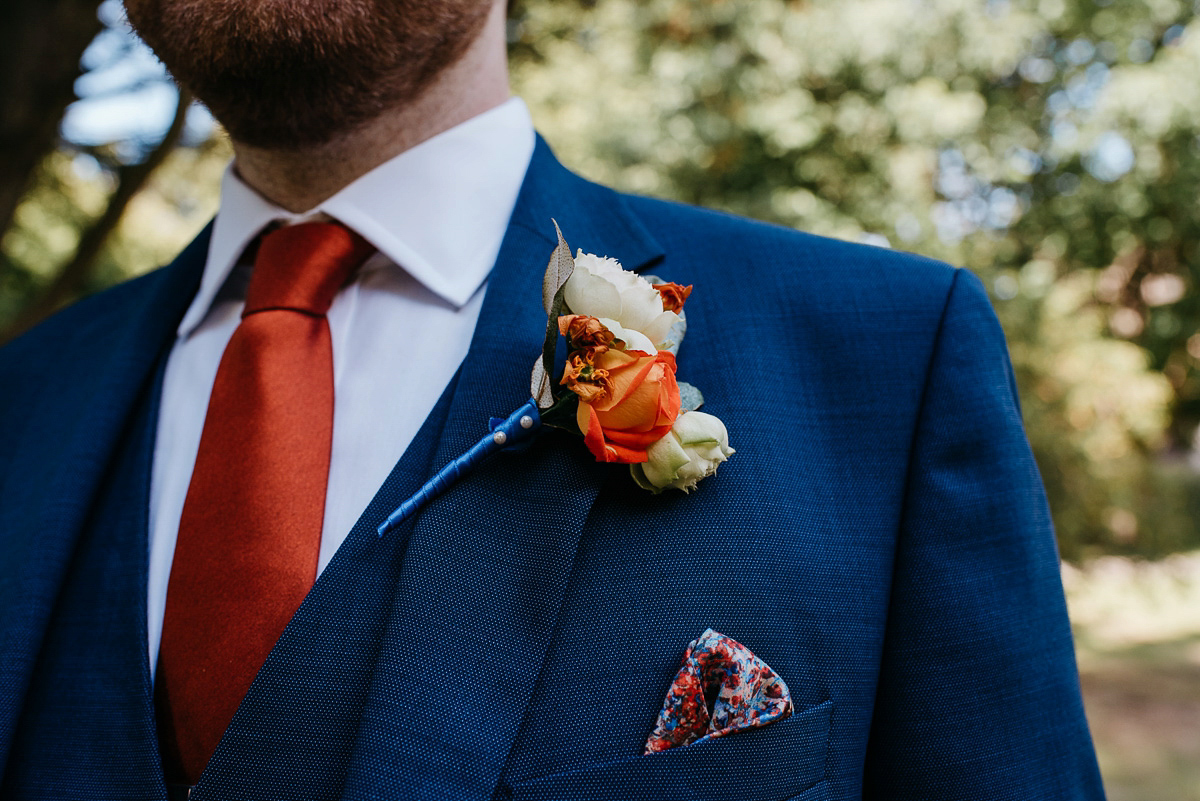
(0, 0, 207, 341)
(0, 0, 103, 237)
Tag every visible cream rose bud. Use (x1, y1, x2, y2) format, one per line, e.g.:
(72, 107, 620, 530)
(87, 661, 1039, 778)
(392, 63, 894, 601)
(632, 411, 735, 493)
(563, 251, 679, 349)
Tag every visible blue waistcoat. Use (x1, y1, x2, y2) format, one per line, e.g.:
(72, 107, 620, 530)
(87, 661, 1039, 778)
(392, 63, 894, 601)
(0, 139, 1105, 800)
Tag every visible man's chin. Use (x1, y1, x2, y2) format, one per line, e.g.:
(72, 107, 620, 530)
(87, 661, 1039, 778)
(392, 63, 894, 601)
(188, 71, 394, 151)
(124, 0, 492, 150)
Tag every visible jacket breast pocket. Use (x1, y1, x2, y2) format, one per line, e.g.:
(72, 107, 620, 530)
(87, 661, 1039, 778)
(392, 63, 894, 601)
(506, 700, 832, 801)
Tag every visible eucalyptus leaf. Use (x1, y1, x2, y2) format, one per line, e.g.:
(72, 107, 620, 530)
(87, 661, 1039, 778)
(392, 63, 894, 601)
(677, 381, 705, 412)
(541, 220, 575, 400)
(531, 358, 554, 409)
(542, 219, 574, 315)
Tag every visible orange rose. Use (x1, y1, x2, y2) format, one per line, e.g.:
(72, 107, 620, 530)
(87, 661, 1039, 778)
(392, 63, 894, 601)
(574, 349, 681, 463)
(561, 352, 613, 403)
(558, 314, 620, 350)
(652, 282, 693, 313)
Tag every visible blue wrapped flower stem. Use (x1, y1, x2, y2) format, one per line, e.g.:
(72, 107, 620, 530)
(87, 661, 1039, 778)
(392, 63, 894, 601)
(376, 398, 542, 537)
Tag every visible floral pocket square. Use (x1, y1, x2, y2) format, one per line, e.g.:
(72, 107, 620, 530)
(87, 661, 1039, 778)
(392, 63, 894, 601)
(644, 628, 793, 754)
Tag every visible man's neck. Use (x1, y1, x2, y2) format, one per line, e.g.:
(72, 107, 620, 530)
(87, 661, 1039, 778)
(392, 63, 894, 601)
(230, 0, 510, 214)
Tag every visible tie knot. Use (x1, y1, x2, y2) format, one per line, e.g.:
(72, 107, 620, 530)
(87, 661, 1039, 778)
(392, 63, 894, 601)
(244, 222, 375, 316)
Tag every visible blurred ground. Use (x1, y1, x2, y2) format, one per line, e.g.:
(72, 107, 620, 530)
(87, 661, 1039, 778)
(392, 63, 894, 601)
(1065, 552, 1200, 800)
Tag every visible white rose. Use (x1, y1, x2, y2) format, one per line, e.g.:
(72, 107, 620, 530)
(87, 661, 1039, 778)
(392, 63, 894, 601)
(563, 251, 679, 350)
(631, 411, 735, 493)
(595, 317, 656, 355)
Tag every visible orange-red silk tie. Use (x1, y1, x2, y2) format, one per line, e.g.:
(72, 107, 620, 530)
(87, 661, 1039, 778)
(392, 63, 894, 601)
(156, 222, 375, 785)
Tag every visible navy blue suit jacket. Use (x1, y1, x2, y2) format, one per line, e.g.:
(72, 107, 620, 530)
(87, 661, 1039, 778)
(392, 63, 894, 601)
(0, 139, 1104, 800)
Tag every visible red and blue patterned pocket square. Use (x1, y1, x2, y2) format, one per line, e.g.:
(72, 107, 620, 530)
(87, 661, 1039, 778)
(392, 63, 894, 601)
(644, 628, 793, 754)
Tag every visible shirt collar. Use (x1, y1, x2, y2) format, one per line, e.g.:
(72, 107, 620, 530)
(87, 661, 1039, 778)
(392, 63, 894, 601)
(177, 97, 536, 337)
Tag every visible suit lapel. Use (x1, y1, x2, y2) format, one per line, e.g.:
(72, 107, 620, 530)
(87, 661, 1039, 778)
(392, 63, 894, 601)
(339, 138, 664, 801)
(0, 228, 208, 771)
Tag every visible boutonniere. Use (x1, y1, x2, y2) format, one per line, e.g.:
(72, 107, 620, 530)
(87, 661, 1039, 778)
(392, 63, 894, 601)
(377, 222, 733, 537)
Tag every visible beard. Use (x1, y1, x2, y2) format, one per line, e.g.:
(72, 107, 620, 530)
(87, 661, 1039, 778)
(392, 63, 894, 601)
(124, 0, 493, 149)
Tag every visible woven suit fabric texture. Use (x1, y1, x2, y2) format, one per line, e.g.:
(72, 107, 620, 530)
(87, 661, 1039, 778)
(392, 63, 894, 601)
(0, 138, 1106, 800)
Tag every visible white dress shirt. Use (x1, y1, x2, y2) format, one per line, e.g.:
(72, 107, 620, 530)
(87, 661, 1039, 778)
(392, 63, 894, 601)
(146, 98, 536, 675)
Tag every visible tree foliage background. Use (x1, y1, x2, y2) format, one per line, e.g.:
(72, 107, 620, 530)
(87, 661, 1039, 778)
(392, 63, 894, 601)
(3, 0, 1199, 561)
